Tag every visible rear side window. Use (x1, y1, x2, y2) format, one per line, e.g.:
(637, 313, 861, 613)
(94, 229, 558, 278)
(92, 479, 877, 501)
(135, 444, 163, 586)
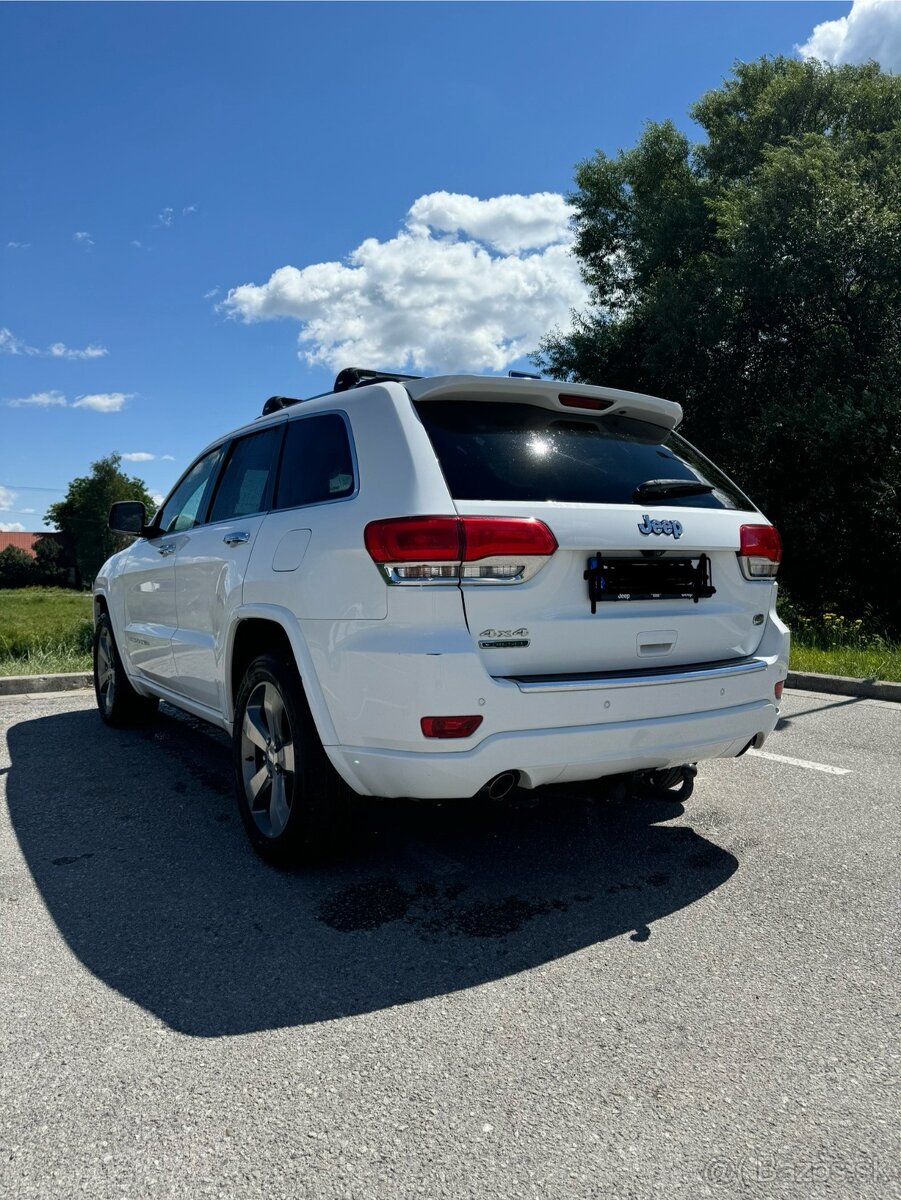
(275, 414, 355, 510)
(209, 427, 282, 523)
(415, 400, 752, 510)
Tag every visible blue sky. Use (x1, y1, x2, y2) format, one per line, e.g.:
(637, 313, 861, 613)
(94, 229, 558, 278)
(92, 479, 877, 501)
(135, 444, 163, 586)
(1, 0, 893, 528)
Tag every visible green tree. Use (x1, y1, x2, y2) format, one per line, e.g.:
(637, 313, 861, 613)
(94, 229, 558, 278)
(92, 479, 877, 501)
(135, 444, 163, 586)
(32, 535, 65, 585)
(537, 56, 901, 632)
(45, 454, 155, 584)
(0, 545, 37, 588)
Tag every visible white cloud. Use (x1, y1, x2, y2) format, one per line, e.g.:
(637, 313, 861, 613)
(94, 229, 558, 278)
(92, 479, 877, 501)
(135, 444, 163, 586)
(121, 451, 154, 461)
(183, 204, 198, 216)
(7, 390, 68, 408)
(797, 0, 901, 69)
(131, 239, 144, 249)
(21, 507, 35, 514)
(223, 190, 586, 374)
(408, 191, 574, 254)
(150, 493, 165, 508)
(7, 241, 30, 250)
(161, 454, 175, 461)
(156, 207, 174, 228)
(0, 328, 37, 355)
(203, 287, 219, 300)
(74, 231, 94, 247)
(49, 341, 108, 360)
(72, 392, 131, 412)
(0, 326, 108, 359)
(0, 485, 16, 510)
(0, 522, 26, 533)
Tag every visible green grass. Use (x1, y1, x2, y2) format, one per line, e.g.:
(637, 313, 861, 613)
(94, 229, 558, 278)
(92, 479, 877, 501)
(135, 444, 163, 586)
(789, 643, 901, 683)
(0, 587, 93, 676)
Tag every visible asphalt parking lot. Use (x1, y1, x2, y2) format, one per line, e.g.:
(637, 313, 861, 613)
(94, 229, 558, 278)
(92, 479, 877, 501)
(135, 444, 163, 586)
(1, 687, 898, 1199)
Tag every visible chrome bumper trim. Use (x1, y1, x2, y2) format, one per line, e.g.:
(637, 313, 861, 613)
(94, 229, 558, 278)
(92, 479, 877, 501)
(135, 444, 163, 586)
(510, 657, 768, 693)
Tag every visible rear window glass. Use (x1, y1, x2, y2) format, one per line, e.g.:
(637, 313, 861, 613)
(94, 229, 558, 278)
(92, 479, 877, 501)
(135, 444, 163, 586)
(414, 400, 753, 510)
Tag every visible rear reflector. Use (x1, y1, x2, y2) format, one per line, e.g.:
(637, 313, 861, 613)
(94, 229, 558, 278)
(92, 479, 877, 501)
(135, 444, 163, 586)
(738, 523, 782, 579)
(774, 681, 784, 701)
(558, 393, 614, 411)
(365, 516, 557, 585)
(421, 715, 483, 738)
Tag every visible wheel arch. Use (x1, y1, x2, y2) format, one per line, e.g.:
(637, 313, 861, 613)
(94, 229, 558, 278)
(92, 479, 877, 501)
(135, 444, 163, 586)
(226, 606, 338, 746)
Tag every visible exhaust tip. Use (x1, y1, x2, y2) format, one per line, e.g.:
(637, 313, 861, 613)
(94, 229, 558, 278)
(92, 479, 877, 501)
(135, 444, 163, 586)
(481, 771, 520, 801)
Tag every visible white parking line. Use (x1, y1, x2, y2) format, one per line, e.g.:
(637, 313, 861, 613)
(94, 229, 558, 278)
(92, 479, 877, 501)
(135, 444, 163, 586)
(747, 749, 851, 775)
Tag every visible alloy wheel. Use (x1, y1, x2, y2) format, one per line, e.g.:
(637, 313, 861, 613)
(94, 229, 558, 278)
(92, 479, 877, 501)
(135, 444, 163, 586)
(95, 625, 116, 715)
(240, 681, 297, 838)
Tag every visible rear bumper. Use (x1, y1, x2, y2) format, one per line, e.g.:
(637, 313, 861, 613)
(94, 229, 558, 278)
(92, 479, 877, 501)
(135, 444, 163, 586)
(326, 696, 779, 799)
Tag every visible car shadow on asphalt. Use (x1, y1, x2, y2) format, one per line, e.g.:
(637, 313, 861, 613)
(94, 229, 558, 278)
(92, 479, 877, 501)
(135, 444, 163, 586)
(6, 706, 738, 1037)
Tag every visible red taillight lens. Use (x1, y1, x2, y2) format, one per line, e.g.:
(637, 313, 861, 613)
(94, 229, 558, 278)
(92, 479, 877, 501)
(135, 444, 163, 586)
(460, 517, 558, 561)
(420, 715, 483, 738)
(774, 681, 785, 701)
(364, 516, 557, 584)
(558, 393, 614, 411)
(738, 524, 782, 579)
(364, 516, 462, 562)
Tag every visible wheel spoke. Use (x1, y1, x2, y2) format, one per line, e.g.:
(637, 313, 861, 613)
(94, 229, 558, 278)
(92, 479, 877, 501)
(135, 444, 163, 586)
(247, 764, 270, 804)
(277, 739, 295, 775)
(269, 771, 290, 836)
(243, 706, 269, 751)
(263, 684, 285, 744)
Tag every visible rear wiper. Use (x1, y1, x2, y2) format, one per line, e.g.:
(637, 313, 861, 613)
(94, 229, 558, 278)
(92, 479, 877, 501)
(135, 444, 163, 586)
(633, 478, 715, 502)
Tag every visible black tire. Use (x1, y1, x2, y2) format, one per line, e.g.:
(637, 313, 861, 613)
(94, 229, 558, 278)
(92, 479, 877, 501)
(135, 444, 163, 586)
(232, 652, 351, 865)
(93, 611, 159, 726)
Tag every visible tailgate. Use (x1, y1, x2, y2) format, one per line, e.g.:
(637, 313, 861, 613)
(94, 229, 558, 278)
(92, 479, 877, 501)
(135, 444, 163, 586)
(412, 391, 776, 679)
(456, 500, 769, 676)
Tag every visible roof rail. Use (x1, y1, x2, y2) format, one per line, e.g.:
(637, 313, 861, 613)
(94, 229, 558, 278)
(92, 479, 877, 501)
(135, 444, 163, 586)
(333, 367, 422, 393)
(261, 394, 305, 417)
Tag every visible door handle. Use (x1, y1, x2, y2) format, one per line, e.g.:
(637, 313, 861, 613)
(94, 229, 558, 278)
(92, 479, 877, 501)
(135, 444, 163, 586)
(223, 531, 250, 546)
(157, 543, 176, 557)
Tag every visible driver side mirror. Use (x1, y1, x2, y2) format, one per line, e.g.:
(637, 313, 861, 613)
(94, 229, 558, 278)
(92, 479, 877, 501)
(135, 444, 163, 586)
(108, 500, 150, 537)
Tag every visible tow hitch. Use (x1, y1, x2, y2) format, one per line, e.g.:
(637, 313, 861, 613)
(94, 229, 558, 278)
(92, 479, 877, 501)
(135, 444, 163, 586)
(631, 763, 697, 803)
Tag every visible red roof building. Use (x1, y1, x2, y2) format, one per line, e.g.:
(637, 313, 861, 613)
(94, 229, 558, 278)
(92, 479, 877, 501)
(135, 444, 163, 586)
(0, 531, 64, 558)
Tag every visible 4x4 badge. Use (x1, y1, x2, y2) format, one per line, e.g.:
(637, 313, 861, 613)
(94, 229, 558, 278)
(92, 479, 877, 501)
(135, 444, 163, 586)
(479, 627, 530, 649)
(637, 514, 683, 539)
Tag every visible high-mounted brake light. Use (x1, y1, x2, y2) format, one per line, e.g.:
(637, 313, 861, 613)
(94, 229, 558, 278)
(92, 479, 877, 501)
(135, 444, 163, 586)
(738, 524, 782, 579)
(364, 516, 557, 585)
(558, 393, 615, 411)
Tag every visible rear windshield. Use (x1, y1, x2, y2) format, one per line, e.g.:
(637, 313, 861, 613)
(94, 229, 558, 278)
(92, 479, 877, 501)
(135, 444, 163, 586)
(414, 400, 753, 511)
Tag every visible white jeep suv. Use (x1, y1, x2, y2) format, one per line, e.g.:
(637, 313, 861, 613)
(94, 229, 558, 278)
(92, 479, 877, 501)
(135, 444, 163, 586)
(94, 368, 789, 862)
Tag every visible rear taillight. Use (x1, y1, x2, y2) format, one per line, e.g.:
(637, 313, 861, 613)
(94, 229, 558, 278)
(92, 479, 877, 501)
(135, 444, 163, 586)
(738, 524, 782, 580)
(421, 715, 483, 738)
(364, 516, 558, 585)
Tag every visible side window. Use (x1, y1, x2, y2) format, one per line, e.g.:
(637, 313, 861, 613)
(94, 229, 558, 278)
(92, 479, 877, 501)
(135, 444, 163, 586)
(208, 426, 282, 524)
(275, 414, 355, 510)
(156, 446, 224, 535)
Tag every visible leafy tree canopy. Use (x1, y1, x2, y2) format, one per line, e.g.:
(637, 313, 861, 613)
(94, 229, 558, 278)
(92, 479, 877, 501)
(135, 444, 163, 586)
(0, 545, 37, 589)
(45, 454, 154, 584)
(537, 56, 901, 631)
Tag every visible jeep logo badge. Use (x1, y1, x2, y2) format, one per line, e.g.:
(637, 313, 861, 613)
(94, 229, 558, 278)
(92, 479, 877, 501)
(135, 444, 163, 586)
(637, 514, 683, 539)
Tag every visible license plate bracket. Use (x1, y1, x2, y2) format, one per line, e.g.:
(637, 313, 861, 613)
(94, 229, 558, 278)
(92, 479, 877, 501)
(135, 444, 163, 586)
(583, 553, 716, 613)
